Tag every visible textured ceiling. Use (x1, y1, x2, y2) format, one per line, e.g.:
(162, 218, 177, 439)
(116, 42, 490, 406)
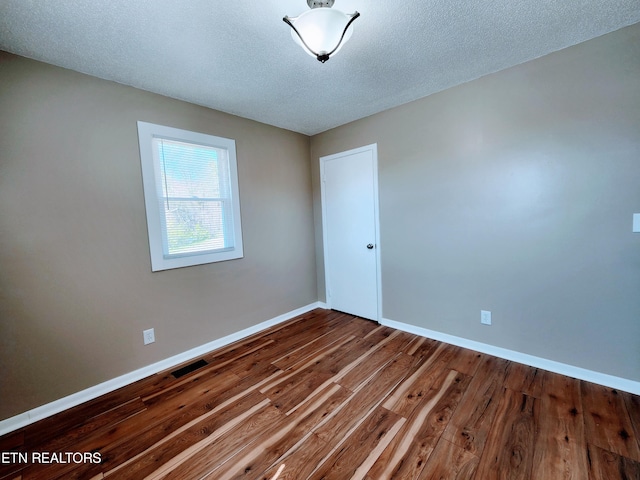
(1, 1, 639, 135)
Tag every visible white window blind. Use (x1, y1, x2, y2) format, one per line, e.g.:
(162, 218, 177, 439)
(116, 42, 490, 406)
(138, 122, 243, 271)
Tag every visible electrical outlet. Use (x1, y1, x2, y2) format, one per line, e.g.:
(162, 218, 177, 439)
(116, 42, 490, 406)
(481, 310, 492, 326)
(143, 328, 155, 345)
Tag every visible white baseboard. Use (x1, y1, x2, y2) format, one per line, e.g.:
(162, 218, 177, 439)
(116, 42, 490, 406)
(0, 302, 327, 437)
(380, 317, 640, 395)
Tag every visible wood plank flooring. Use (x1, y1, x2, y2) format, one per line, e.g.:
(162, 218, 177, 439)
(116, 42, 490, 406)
(1, 309, 639, 479)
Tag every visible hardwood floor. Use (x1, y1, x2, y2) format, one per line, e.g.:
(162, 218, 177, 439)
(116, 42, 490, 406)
(1, 309, 639, 479)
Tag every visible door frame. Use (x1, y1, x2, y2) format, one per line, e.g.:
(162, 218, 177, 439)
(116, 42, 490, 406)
(319, 143, 382, 321)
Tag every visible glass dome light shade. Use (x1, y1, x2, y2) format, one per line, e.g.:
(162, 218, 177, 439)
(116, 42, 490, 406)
(289, 7, 354, 58)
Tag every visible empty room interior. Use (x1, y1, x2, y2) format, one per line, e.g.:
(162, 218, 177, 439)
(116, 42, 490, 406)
(1, 1, 640, 479)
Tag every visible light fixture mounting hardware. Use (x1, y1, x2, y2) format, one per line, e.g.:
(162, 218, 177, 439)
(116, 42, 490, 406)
(307, 0, 335, 7)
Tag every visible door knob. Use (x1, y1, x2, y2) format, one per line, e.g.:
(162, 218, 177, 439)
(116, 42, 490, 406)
(367, 244, 374, 249)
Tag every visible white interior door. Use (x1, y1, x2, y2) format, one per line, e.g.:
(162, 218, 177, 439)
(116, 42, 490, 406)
(321, 144, 380, 321)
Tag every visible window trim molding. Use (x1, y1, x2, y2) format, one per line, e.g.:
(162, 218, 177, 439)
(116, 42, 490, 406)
(137, 121, 244, 271)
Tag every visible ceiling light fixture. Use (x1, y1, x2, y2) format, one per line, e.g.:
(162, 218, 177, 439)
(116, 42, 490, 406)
(284, 0, 360, 63)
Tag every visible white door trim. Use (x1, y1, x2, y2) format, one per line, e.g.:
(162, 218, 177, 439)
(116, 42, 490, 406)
(319, 143, 382, 321)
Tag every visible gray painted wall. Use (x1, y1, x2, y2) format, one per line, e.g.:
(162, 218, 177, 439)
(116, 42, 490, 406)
(0, 52, 316, 421)
(311, 24, 640, 382)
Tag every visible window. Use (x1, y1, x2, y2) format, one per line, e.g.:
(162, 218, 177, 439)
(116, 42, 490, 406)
(137, 121, 243, 271)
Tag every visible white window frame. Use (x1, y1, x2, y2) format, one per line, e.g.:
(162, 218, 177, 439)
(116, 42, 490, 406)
(137, 121, 243, 271)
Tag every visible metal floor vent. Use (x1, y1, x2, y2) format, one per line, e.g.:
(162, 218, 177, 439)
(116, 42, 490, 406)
(171, 359, 209, 378)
